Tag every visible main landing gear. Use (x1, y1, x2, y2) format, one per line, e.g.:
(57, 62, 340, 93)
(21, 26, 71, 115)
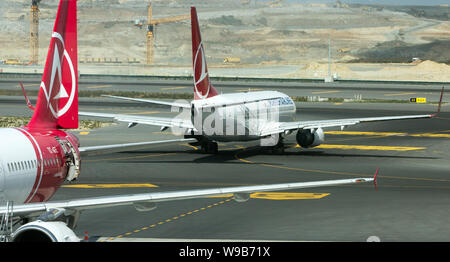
(200, 141, 218, 154)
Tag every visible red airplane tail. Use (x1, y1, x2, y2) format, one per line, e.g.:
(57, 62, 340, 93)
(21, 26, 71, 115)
(27, 0, 78, 129)
(191, 7, 218, 100)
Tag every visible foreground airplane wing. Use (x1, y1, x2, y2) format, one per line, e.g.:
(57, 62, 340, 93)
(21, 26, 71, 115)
(101, 95, 192, 109)
(0, 174, 376, 218)
(79, 111, 195, 130)
(79, 138, 196, 156)
(260, 113, 434, 137)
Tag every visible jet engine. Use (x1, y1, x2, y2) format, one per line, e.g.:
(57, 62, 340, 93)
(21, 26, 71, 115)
(296, 128, 325, 148)
(12, 220, 79, 242)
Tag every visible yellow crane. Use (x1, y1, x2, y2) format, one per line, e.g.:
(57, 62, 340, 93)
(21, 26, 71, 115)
(146, 1, 189, 65)
(30, 0, 40, 64)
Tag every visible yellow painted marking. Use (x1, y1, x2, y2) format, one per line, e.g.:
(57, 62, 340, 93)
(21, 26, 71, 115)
(87, 84, 112, 89)
(416, 98, 426, 103)
(325, 131, 408, 136)
(384, 92, 416, 96)
(62, 183, 159, 188)
(325, 131, 450, 138)
(106, 198, 233, 241)
(311, 90, 341, 94)
(79, 131, 90, 135)
(161, 86, 187, 90)
(410, 133, 450, 138)
(183, 143, 198, 150)
(234, 151, 450, 183)
(236, 88, 264, 92)
(311, 144, 426, 151)
(21, 83, 37, 87)
(251, 192, 330, 200)
(334, 103, 343, 105)
(120, 111, 161, 115)
(209, 192, 329, 200)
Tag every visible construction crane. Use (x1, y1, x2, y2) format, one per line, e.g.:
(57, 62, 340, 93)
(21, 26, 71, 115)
(30, 0, 40, 64)
(146, 1, 189, 65)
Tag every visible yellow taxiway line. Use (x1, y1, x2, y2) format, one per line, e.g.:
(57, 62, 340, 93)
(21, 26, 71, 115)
(161, 86, 187, 90)
(383, 92, 416, 96)
(86, 84, 112, 89)
(325, 131, 450, 138)
(294, 144, 426, 151)
(208, 192, 330, 200)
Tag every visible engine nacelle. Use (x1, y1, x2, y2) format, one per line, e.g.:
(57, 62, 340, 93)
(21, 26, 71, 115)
(12, 220, 80, 242)
(296, 128, 325, 148)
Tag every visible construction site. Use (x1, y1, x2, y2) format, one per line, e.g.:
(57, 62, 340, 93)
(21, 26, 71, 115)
(0, 0, 449, 82)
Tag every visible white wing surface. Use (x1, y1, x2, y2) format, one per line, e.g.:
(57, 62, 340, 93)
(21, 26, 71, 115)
(0, 176, 375, 217)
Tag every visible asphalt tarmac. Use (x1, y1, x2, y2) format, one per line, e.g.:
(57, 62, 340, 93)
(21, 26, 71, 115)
(0, 77, 447, 102)
(0, 83, 449, 242)
(51, 100, 450, 242)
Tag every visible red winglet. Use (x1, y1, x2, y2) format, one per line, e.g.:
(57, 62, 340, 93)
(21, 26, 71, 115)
(373, 168, 379, 191)
(18, 81, 35, 111)
(431, 86, 444, 118)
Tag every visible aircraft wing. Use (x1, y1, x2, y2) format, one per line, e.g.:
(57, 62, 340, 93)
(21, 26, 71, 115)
(261, 87, 444, 137)
(79, 111, 195, 131)
(79, 138, 196, 157)
(102, 95, 191, 109)
(0, 175, 376, 218)
(260, 113, 433, 137)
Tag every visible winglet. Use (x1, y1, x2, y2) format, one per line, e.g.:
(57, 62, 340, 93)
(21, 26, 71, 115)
(18, 81, 35, 111)
(431, 86, 444, 118)
(373, 167, 379, 191)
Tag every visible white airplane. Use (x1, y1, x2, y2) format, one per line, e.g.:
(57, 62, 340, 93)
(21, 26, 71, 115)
(80, 7, 444, 154)
(0, 0, 378, 242)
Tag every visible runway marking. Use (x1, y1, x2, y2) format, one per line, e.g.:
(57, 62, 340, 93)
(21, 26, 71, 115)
(86, 84, 112, 89)
(384, 92, 416, 96)
(119, 111, 161, 115)
(325, 131, 408, 136)
(236, 88, 264, 92)
(62, 183, 158, 188)
(84, 152, 176, 162)
(161, 86, 188, 90)
(311, 90, 341, 94)
(309, 144, 426, 151)
(208, 192, 330, 200)
(20, 83, 38, 87)
(101, 198, 234, 242)
(183, 143, 198, 150)
(325, 131, 450, 138)
(234, 151, 450, 183)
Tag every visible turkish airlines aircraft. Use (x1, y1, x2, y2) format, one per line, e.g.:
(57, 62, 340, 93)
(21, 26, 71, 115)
(0, 0, 378, 242)
(80, 7, 444, 154)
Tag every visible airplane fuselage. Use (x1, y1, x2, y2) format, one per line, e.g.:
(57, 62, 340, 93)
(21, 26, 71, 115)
(0, 127, 80, 204)
(188, 91, 296, 142)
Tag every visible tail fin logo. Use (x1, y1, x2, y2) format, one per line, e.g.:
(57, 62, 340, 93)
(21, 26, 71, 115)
(193, 41, 210, 100)
(40, 32, 76, 119)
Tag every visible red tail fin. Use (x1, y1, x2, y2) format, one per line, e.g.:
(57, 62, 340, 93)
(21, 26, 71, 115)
(27, 0, 78, 129)
(191, 7, 218, 100)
